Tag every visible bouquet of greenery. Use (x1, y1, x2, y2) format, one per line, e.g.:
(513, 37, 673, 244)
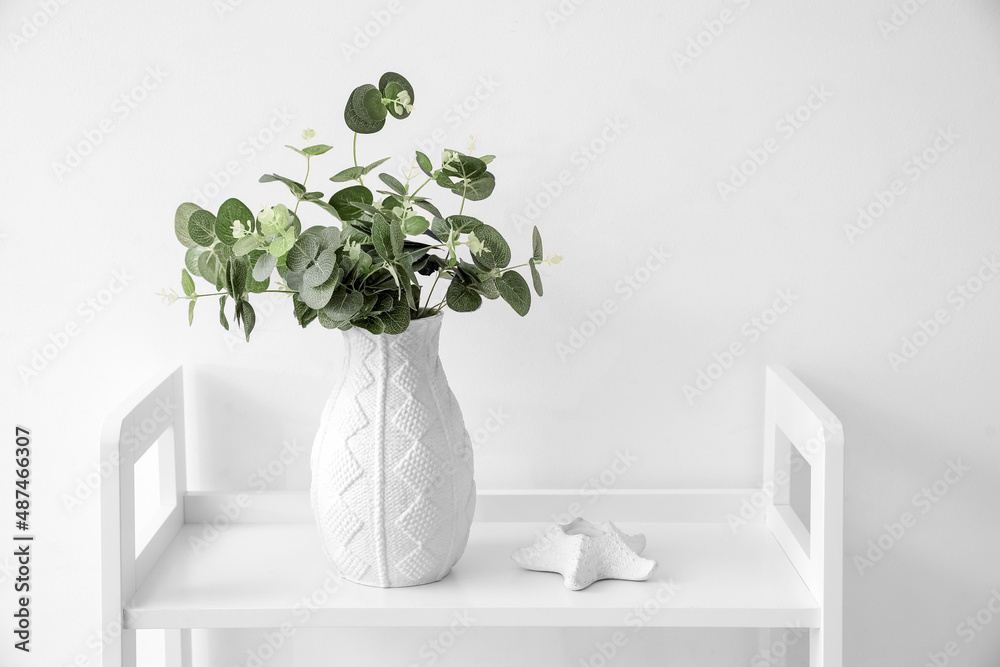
(168, 72, 557, 341)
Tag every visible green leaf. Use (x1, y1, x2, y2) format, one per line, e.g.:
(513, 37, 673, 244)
(378, 172, 406, 195)
(216, 199, 255, 246)
(219, 295, 229, 330)
(268, 229, 296, 257)
(181, 269, 195, 297)
(362, 157, 391, 175)
(307, 199, 344, 219)
(287, 234, 319, 271)
(188, 210, 217, 247)
(446, 279, 483, 312)
(415, 151, 433, 176)
(303, 144, 333, 156)
(370, 214, 394, 262)
(259, 173, 306, 197)
(175, 203, 203, 248)
(345, 84, 387, 134)
(389, 218, 404, 257)
(497, 271, 531, 316)
(300, 267, 343, 309)
(188, 299, 195, 325)
(446, 215, 482, 234)
(198, 249, 218, 285)
(185, 247, 206, 278)
(454, 172, 496, 201)
(381, 298, 410, 334)
(230, 256, 249, 298)
(354, 316, 385, 334)
(412, 198, 443, 219)
(469, 224, 511, 270)
(245, 251, 271, 292)
(443, 153, 487, 181)
(323, 288, 363, 322)
(402, 215, 429, 235)
(285, 145, 307, 156)
(238, 301, 255, 341)
(304, 247, 338, 287)
(529, 258, 544, 296)
(331, 166, 364, 182)
(379, 72, 414, 119)
(252, 251, 277, 282)
(480, 154, 495, 164)
(475, 278, 500, 300)
(532, 226, 543, 262)
(233, 234, 259, 256)
(329, 185, 373, 221)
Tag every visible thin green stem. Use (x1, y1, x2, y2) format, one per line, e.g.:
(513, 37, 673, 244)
(423, 269, 444, 311)
(353, 132, 358, 167)
(409, 176, 433, 199)
(293, 156, 312, 215)
(458, 192, 467, 216)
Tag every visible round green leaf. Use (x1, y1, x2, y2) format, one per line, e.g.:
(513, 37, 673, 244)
(185, 247, 206, 277)
(252, 251, 278, 282)
(188, 210, 217, 247)
(303, 247, 338, 287)
(496, 270, 531, 316)
(345, 84, 387, 134)
(287, 234, 320, 272)
(378, 72, 414, 119)
(469, 224, 511, 270)
(216, 198, 255, 246)
(446, 279, 483, 313)
(175, 203, 203, 249)
(245, 250, 272, 292)
(329, 185, 373, 221)
(323, 288, 363, 322)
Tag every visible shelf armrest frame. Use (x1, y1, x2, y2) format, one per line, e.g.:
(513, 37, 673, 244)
(762, 365, 843, 667)
(101, 366, 188, 666)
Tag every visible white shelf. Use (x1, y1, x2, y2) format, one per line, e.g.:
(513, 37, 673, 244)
(127, 521, 819, 629)
(103, 365, 843, 666)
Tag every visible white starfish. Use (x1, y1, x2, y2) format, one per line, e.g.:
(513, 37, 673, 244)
(511, 518, 657, 590)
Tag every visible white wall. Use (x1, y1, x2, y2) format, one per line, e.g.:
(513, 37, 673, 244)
(2, 0, 999, 665)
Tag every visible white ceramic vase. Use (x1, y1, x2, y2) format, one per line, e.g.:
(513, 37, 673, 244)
(310, 314, 476, 587)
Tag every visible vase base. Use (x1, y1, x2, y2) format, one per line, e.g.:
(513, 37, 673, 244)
(340, 567, 454, 589)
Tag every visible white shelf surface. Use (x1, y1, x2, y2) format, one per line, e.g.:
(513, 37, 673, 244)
(126, 521, 819, 629)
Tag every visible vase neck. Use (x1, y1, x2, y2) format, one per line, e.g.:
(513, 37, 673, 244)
(341, 315, 443, 367)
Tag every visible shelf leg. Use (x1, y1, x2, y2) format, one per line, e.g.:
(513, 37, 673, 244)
(165, 629, 192, 667)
